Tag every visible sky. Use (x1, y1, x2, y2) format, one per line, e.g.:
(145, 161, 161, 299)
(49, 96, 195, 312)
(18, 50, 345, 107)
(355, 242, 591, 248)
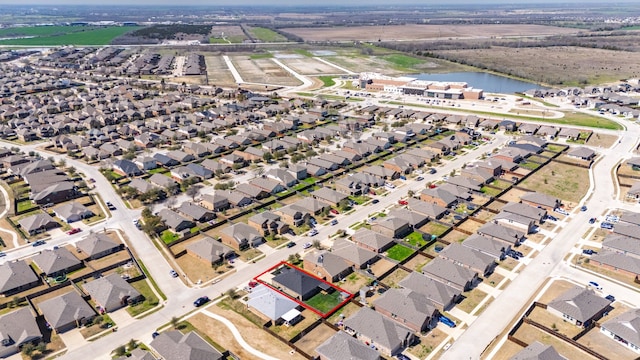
(0, 0, 639, 5)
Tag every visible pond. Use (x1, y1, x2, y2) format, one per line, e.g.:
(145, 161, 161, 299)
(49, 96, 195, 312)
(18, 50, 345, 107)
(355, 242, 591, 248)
(413, 72, 538, 94)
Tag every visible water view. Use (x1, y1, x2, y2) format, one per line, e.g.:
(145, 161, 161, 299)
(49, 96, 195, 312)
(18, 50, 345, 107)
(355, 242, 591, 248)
(413, 72, 539, 94)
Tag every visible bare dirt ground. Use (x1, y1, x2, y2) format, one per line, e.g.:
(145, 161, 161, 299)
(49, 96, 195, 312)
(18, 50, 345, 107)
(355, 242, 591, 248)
(498, 188, 529, 203)
(231, 56, 302, 86)
(280, 57, 345, 75)
(435, 46, 640, 85)
(293, 323, 336, 358)
(489, 339, 525, 360)
(586, 133, 618, 148)
(204, 55, 237, 87)
(512, 323, 598, 360)
(324, 55, 407, 75)
(520, 162, 589, 204)
(197, 307, 306, 360)
(281, 24, 580, 42)
(537, 280, 576, 304)
(403, 253, 431, 272)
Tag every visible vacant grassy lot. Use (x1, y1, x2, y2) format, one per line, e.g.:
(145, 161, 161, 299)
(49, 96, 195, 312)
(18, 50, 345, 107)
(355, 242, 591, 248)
(381, 268, 410, 288)
(513, 323, 598, 360)
(386, 243, 414, 262)
(0, 26, 141, 45)
(419, 222, 450, 237)
(458, 288, 488, 314)
(520, 162, 589, 204)
(382, 54, 425, 69)
(586, 133, 619, 148)
(318, 76, 335, 87)
(248, 27, 287, 42)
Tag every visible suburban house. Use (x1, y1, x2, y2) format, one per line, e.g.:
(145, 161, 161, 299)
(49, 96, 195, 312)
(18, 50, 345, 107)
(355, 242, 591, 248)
(502, 202, 546, 224)
(438, 243, 497, 276)
(0, 307, 42, 358)
(462, 234, 510, 260)
(303, 250, 352, 282)
(310, 187, 348, 206)
(494, 210, 536, 234)
(248, 211, 290, 236)
(265, 168, 298, 188)
(589, 251, 640, 278)
(371, 217, 412, 239)
(75, 233, 123, 260)
(420, 187, 458, 208)
(112, 159, 144, 177)
(600, 308, 640, 354)
(150, 331, 224, 360)
(520, 192, 561, 211)
(149, 173, 178, 192)
(331, 238, 379, 269)
(31, 182, 78, 205)
(274, 204, 311, 227)
(158, 209, 195, 233)
(236, 183, 269, 200)
(31, 248, 83, 277)
(567, 146, 596, 161)
(220, 223, 264, 251)
(249, 177, 286, 194)
(398, 272, 461, 311)
(186, 236, 235, 266)
(83, 273, 143, 312)
(547, 286, 612, 327)
(613, 223, 640, 240)
(509, 342, 567, 360)
(53, 201, 94, 223)
(0, 260, 40, 296)
(316, 331, 381, 360)
(198, 193, 230, 212)
(477, 222, 526, 246)
(271, 266, 324, 301)
(407, 198, 448, 220)
(421, 257, 478, 292)
(602, 234, 640, 258)
(176, 202, 215, 223)
(38, 291, 96, 333)
(373, 288, 440, 333)
(343, 307, 414, 357)
(247, 284, 299, 321)
(351, 228, 395, 253)
(388, 208, 429, 229)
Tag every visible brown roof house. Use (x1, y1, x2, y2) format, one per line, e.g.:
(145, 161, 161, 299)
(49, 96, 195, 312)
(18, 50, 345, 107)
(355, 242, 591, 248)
(343, 307, 414, 357)
(83, 273, 143, 312)
(371, 217, 412, 239)
(31, 248, 83, 278)
(303, 250, 352, 282)
(186, 236, 235, 266)
(220, 223, 264, 251)
(38, 290, 96, 333)
(75, 233, 123, 260)
(547, 286, 612, 327)
(0, 260, 40, 296)
(373, 288, 440, 333)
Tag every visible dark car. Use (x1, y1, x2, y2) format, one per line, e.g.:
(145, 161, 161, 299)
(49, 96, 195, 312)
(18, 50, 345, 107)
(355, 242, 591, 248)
(193, 296, 210, 307)
(0, 252, 6, 258)
(372, 199, 379, 204)
(581, 205, 588, 212)
(169, 269, 179, 278)
(286, 242, 296, 248)
(605, 295, 615, 302)
(582, 249, 596, 255)
(589, 217, 597, 224)
(32, 240, 46, 247)
(106, 201, 116, 210)
(152, 332, 160, 339)
(396, 355, 411, 360)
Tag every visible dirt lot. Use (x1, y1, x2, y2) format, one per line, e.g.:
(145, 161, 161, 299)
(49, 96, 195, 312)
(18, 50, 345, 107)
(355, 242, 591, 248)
(381, 268, 410, 288)
(455, 218, 484, 234)
(498, 188, 529, 203)
(512, 323, 598, 360)
(293, 322, 336, 358)
(403, 253, 431, 272)
(204, 56, 237, 87)
(442, 229, 469, 243)
(408, 328, 448, 358)
(270, 309, 320, 341)
(198, 306, 306, 360)
(472, 209, 496, 222)
(556, 155, 592, 168)
(231, 56, 302, 86)
(280, 57, 345, 75)
(458, 287, 488, 314)
(281, 24, 579, 42)
(520, 162, 589, 204)
(174, 253, 228, 283)
(436, 46, 640, 85)
(578, 326, 638, 360)
(488, 339, 525, 360)
(368, 258, 395, 277)
(528, 307, 583, 338)
(537, 279, 576, 304)
(586, 133, 618, 148)
(335, 272, 370, 293)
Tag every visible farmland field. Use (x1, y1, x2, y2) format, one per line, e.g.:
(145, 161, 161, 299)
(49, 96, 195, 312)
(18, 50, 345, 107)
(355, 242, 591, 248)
(204, 55, 237, 87)
(0, 26, 141, 45)
(280, 57, 346, 75)
(248, 27, 287, 42)
(231, 56, 302, 86)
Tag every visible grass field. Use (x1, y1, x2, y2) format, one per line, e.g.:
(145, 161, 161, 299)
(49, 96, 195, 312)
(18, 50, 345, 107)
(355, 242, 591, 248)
(383, 54, 424, 69)
(249, 53, 274, 59)
(0, 25, 101, 37)
(0, 26, 141, 45)
(248, 27, 287, 42)
(386, 243, 414, 262)
(318, 76, 336, 87)
(405, 231, 427, 247)
(127, 279, 159, 316)
(520, 162, 589, 204)
(304, 291, 343, 314)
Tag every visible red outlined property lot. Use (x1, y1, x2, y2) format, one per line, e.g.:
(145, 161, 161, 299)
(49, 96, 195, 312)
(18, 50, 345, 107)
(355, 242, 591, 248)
(253, 261, 354, 318)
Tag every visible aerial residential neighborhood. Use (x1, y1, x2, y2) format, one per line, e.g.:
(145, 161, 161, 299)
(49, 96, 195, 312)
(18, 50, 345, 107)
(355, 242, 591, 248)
(0, 2, 639, 360)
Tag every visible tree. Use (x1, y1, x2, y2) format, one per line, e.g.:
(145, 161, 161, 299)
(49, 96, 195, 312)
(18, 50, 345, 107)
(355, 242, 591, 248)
(21, 343, 35, 357)
(312, 239, 321, 249)
(254, 167, 265, 176)
(113, 345, 126, 357)
(263, 152, 273, 163)
(407, 190, 415, 198)
(186, 184, 202, 201)
(58, 159, 66, 168)
(35, 342, 46, 353)
(92, 315, 104, 327)
(338, 199, 351, 212)
(170, 316, 179, 329)
(127, 339, 137, 351)
(226, 288, 237, 300)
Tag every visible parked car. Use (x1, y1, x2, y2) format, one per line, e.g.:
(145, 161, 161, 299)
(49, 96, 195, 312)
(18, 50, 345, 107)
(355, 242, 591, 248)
(600, 222, 614, 230)
(399, 175, 407, 180)
(330, 219, 338, 226)
(372, 199, 379, 204)
(385, 183, 396, 189)
(0, 252, 6, 258)
(169, 269, 179, 278)
(66, 228, 82, 235)
(309, 229, 318, 237)
(286, 242, 296, 248)
(396, 354, 411, 360)
(416, 176, 424, 181)
(151, 332, 160, 339)
(106, 201, 116, 210)
(439, 315, 456, 328)
(554, 208, 569, 216)
(248, 281, 258, 288)
(32, 240, 46, 247)
(588, 217, 597, 224)
(507, 250, 520, 260)
(582, 249, 597, 255)
(398, 200, 408, 205)
(428, 184, 437, 189)
(429, 168, 437, 174)
(303, 242, 312, 249)
(588, 281, 602, 290)
(605, 295, 616, 302)
(580, 205, 588, 212)
(330, 209, 339, 215)
(545, 215, 558, 222)
(193, 296, 210, 307)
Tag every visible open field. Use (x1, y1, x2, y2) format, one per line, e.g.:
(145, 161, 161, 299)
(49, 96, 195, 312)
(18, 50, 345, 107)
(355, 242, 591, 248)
(281, 24, 580, 42)
(209, 25, 247, 44)
(280, 57, 346, 75)
(520, 162, 589, 204)
(294, 323, 335, 358)
(231, 56, 302, 86)
(0, 26, 141, 45)
(204, 55, 236, 87)
(512, 323, 598, 360)
(586, 133, 618, 148)
(435, 46, 640, 86)
(247, 27, 288, 42)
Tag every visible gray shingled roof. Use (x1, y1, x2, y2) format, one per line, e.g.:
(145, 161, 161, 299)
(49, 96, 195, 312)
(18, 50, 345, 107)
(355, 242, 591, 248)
(316, 331, 380, 360)
(407, 198, 448, 219)
(0, 307, 41, 348)
(601, 308, 640, 349)
(591, 251, 640, 275)
(304, 250, 351, 278)
(509, 341, 566, 360)
(422, 257, 477, 290)
(187, 236, 234, 263)
(150, 330, 224, 360)
(520, 192, 559, 208)
(462, 234, 507, 259)
(38, 291, 95, 330)
(502, 202, 546, 221)
(343, 307, 413, 352)
(331, 238, 378, 267)
(82, 273, 141, 311)
(272, 267, 322, 297)
(398, 272, 461, 309)
(75, 233, 120, 258)
(351, 228, 395, 251)
(548, 286, 611, 323)
(603, 234, 640, 257)
(477, 222, 525, 244)
(31, 248, 82, 276)
(613, 223, 640, 240)
(0, 260, 39, 294)
(373, 288, 437, 325)
(18, 212, 57, 233)
(439, 243, 496, 272)
(115, 348, 156, 360)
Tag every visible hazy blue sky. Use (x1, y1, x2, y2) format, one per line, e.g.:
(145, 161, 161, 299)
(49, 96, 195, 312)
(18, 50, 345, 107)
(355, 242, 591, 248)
(1, 0, 638, 4)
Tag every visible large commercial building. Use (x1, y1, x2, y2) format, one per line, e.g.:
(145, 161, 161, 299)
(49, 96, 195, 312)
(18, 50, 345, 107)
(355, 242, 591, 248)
(359, 72, 484, 100)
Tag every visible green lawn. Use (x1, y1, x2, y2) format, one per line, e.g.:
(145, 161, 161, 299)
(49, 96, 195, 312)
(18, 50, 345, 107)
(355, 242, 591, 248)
(386, 244, 414, 262)
(519, 161, 540, 170)
(16, 200, 37, 213)
(318, 76, 336, 87)
(0, 25, 100, 37)
(0, 26, 142, 45)
(405, 231, 427, 247)
(127, 280, 159, 316)
(480, 186, 503, 197)
(249, 53, 274, 59)
(304, 290, 343, 314)
(248, 27, 287, 42)
(160, 230, 179, 244)
(383, 54, 424, 68)
(348, 195, 370, 205)
(148, 168, 167, 174)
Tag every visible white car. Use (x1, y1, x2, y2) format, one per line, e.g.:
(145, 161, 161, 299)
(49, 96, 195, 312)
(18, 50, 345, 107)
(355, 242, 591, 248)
(309, 229, 318, 236)
(303, 242, 312, 249)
